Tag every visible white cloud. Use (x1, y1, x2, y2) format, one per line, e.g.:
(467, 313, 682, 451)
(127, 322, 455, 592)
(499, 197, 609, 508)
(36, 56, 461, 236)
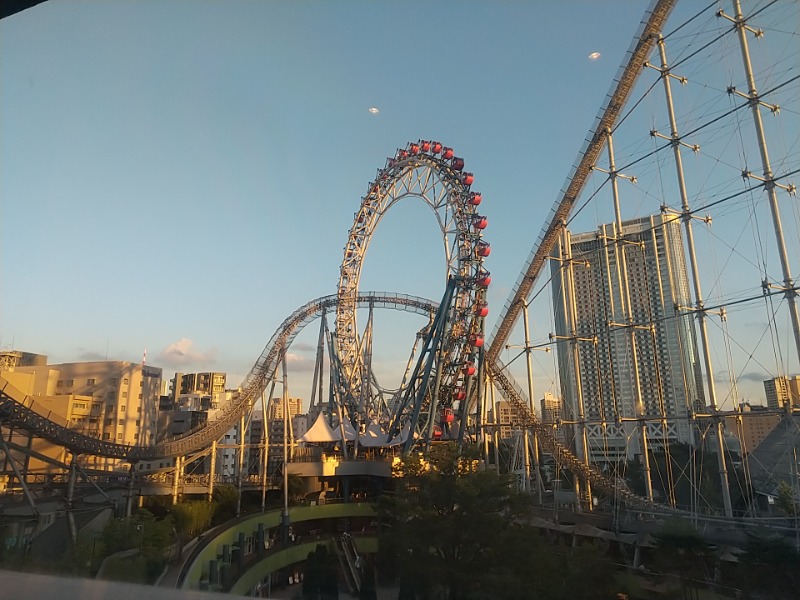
(157, 338, 217, 368)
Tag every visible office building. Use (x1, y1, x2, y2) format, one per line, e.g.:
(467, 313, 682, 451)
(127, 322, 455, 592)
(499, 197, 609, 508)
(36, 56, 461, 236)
(551, 213, 703, 461)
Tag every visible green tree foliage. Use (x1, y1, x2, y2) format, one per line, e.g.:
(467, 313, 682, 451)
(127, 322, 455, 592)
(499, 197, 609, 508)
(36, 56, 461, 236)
(171, 500, 215, 540)
(775, 480, 797, 516)
(211, 484, 239, 525)
(302, 544, 339, 600)
(378, 442, 617, 599)
(652, 518, 712, 599)
(734, 530, 800, 599)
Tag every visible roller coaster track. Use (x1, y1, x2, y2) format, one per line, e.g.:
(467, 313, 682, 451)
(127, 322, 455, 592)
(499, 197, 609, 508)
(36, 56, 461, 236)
(487, 0, 676, 362)
(487, 360, 658, 511)
(0, 292, 437, 462)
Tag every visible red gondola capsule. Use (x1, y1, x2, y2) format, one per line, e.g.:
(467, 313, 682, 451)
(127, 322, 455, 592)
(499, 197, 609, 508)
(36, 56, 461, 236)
(454, 388, 466, 401)
(476, 272, 491, 287)
(476, 241, 491, 257)
(442, 408, 455, 424)
(472, 215, 488, 230)
(420, 140, 431, 152)
(397, 149, 408, 159)
(475, 303, 489, 317)
(462, 363, 476, 376)
(442, 147, 454, 159)
(431, 141, 443, 154)
(469, 192, 482, 206)
(469, 334, 484, 347)
(433, 425, 443, 439)
(451, 157, 465, 171)
(462, 172, 474, 186)
(409, 143, 420, 154)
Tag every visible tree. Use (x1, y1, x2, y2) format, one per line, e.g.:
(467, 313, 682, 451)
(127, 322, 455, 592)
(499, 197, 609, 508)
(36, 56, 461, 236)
(734, 530, 800, 599)
(378, 442, 617, 599)
(653, 518, 712, 600)
(775, 480, 797, 516)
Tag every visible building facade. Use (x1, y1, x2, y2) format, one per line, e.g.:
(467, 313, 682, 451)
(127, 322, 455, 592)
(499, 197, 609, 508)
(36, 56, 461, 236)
(551, 213, 703, 462)
(764, 375, 800, 410)
(3, 360, 162, 471)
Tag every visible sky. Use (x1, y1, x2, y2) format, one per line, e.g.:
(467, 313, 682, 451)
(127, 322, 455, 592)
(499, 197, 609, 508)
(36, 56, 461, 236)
(2, 1, 798, 408)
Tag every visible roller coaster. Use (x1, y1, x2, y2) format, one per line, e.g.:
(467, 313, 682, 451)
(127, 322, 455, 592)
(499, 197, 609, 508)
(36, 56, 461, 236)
(0, 0, 681, 514)
(4, 0, 799, 522)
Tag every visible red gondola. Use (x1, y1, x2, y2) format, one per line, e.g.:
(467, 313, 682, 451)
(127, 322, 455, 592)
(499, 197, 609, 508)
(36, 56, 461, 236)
(420, 140, 431, 152)
(462, 363, 476, 376)
(431, 141, 443, 154)
(462, 172, 474, 186)
(476, 241, 491, 257)
(476, 272, 491, 287)
(469, 334, 484, 347)
(469, 192, 482, 206)
(453, 388, 466, 401)
(397, 149, 408, 159)
(451, 157, 465, 171)
(475, 303, 489, 317)
(409, 143, 420, 154)
(433, 425, 443, 439)
(442, 408, 455, 424)
(472, 215, 488, 230)
(442, 147, 454, 159)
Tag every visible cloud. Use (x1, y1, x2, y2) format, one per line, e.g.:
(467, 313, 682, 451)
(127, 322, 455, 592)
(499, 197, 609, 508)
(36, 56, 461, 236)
(291, 342, 316, 353)
(157, 338, 217, 368)
(714, 370, 768, 384)
(79, 350, 109, 361)
(285, 352, 316, 372)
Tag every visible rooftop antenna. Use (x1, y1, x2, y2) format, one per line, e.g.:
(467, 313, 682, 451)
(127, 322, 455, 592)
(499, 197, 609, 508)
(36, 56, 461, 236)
(142, 348, 147, 366)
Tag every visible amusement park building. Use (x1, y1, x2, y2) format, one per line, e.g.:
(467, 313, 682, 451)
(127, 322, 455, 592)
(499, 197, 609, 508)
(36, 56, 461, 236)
(1, 359, 162, 472)
(550, 213, 703, 462)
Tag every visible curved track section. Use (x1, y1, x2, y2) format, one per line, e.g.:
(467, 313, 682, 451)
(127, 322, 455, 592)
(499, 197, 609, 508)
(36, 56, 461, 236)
(487, 360, 658, 511)
(336, 140, 490, 419)
(0, 293, 437, 461)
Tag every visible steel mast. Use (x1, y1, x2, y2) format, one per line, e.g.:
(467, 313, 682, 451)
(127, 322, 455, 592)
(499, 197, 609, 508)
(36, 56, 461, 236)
(647, 35, 733, 517)
(720, 0, 800, 364)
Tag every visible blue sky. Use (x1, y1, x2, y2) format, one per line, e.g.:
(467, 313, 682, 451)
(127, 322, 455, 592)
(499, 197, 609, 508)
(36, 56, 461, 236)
(2, 1, 797, 407)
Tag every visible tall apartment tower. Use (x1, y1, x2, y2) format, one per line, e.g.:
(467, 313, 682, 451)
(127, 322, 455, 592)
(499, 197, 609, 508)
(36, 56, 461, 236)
(764, 375, 800, 409)
(551, 213, 703, 462)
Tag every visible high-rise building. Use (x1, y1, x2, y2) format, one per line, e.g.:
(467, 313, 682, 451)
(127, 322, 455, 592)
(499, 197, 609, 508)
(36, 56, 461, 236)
(5, 360, 162, 471)
(551, 213, 703, 461)
(764, 375, 800, 410)
(724, 403, 781, 455)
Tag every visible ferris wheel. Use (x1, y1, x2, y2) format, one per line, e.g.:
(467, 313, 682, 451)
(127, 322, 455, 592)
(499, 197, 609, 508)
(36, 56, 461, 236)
(334, 140, 491, 443)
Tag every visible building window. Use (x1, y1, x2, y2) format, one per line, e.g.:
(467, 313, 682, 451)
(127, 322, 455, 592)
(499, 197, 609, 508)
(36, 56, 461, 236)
(103, 433, 110, 440)
(107, 391, 116, 399)
(66, 379, 74, 387)
(123, 378, 129, 385)
(118, 419, 124, 425)
(120, 405, 126, 412)
(87, 378, 96, 386)
(135, 420, 140, 426)
(117, 433, 122, 440)
(122, 392, 128, 399)
(57, 380, 64, 388)
(111, 378, 118, 385)
(137, 406, 142, 413)
(105, 419, 113, 426)
(138, 394, 142, 400)
(134, 433, 139, 440)
(106, 403, 115, 412)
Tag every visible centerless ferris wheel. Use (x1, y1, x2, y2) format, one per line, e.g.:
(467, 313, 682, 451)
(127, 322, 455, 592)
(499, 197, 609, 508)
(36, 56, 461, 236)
(332, 140, 491, 450)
